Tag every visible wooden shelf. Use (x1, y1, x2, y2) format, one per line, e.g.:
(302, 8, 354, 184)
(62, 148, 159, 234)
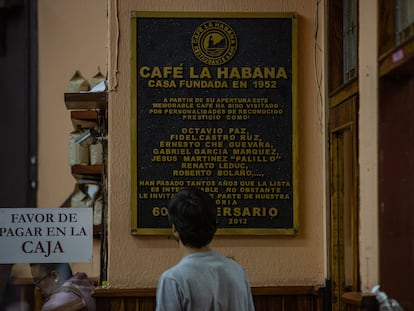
(65, 91, 107, 246)
(71, 164, 102, 175)
(71, 110, 99, 120)
(93, 224, 103, 236)
(342, 292, 377, 309)
(65, 92, 108, 110)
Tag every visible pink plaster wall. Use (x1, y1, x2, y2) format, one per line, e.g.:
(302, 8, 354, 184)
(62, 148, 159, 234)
(37, 0, 107, 208)
(34, 0, 381, 292)
(107, 0, 326, 288)
(37, 0, 107, 278)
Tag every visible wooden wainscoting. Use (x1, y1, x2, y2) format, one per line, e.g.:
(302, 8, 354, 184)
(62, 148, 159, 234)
(93, 285, 325, 311)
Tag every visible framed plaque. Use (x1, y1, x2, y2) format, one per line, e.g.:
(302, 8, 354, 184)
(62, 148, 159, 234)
(131, 12, 298, 235)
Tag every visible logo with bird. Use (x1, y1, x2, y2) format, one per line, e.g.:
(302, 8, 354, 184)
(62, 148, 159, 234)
(192, 20, 238, 66)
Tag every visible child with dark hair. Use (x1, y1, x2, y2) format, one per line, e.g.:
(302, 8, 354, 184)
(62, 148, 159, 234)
(156, 187, 255, 311)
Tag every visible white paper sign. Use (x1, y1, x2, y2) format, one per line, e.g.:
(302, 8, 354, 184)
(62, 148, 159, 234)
(0, 208, 93, 263)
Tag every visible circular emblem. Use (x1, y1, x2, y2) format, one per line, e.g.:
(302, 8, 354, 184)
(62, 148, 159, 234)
(192, 20, 238, 66)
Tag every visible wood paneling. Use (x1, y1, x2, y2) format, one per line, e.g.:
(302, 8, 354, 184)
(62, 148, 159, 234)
(378, 76, 414, 311)
(93, 286, 325, 311)
(7, 283, 378, 311)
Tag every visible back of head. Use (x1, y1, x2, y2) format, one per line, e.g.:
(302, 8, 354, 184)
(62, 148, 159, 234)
(168, 187, 217, 248)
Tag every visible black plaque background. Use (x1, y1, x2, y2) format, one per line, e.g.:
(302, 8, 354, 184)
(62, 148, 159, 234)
(131, 12, 298, 235)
